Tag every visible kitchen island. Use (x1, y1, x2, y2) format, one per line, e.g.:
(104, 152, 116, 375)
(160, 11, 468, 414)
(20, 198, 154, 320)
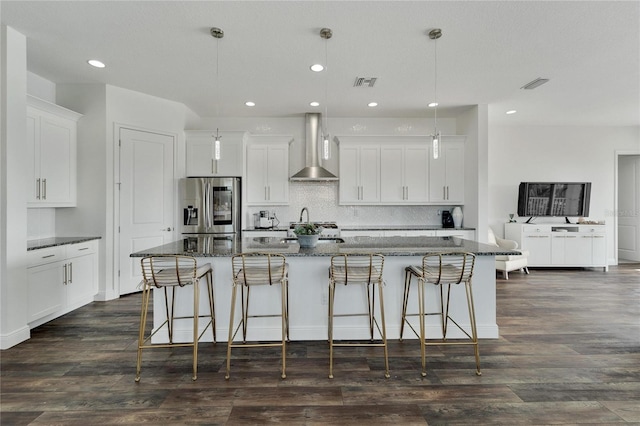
(131, 235, 515, 343)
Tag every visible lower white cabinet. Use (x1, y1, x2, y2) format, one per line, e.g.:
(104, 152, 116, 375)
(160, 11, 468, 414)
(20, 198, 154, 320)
(505, 223, 607, 270)
(27, 240, 98, 326)
(242, 230, 288, 238)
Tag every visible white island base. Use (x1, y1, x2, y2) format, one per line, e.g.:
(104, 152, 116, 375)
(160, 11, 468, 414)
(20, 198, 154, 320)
(150, 254, 498, 343)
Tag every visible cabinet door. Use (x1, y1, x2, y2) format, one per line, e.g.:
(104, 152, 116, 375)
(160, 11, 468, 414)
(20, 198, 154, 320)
(27, 261, 65, 322)
(523, 235, 552, 265)
(359, 146, 380, 202)
(404, 145, 429, 202)
(246, 145, 289, 205)
(380, 146, 404, 202)
(186, 138, 214, 176)
(187, 133, 243, 177)
(565, 235, 591, 265)
(26, 111, 39, 203)
(339, 146, 360, 203)
(429, 140, 464, 203)
(444, 142, 465, 203)
(591, 233, 607, 266)
(551, 235, 567, 265)
(38, 114, 76, 205)
(265, 145, 289, 204)
(246, 145, 268, 203)
(66, 253, 97, 308)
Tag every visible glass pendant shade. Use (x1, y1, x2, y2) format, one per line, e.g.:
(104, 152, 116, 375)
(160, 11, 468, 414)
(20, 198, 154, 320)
(214, 137, 221, 161)
(322, 134, 331, 160)
(432, 132, 440, 160)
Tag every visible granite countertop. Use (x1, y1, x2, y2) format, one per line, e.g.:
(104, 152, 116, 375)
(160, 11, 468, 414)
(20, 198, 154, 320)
(27, 236, 102, 251)
(130, 235, 515, 258)
(340, 225, 476, 231)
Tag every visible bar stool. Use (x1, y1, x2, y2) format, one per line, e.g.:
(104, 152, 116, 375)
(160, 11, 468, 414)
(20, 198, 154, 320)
(226, 253, 289, 379)
(328, 253, 389, 379)
(400, 252, 480, 376)
(135, 255, 216, 382)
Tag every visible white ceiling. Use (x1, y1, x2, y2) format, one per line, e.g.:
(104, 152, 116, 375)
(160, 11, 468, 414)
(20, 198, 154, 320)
(2, 1, 638, 126)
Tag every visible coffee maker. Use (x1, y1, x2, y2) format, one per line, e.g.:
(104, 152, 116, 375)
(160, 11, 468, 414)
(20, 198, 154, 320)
(253, 210, 274, 229)
(442, 210, 454, 228)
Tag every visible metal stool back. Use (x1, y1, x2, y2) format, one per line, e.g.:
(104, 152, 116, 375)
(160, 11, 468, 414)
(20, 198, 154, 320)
(328, 253, 390, 379)
(226, 253, 289, 379)
(401, 252, 480, 376)
(136, 255, 215, 382)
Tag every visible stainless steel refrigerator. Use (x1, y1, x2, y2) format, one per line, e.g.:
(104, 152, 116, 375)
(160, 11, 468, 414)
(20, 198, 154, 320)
(180, 177, 241, 235)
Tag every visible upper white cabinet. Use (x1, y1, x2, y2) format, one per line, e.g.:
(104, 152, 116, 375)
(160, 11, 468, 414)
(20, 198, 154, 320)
(339, 144, 380, 204)
(246, 136, 291, 205)
(27, 96, 82, 207)
(429, 137, 465, 204)
(185, 130, 245, 177)
(337, 135, 464, 205)
(380, 145, 429, 204)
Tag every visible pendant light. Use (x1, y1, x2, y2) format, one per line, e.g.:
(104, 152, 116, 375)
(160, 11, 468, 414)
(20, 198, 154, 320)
(320, 27, 332, 161)
(211, 27, 224, 161)
(429, 28, 442, 160)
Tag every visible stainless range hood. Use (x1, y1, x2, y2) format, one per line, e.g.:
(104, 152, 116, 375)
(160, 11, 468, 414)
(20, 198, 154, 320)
(290, 113, 338, 181)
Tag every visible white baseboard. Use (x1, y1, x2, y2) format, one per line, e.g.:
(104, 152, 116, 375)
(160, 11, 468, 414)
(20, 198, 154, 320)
(0, 325, 30, 350)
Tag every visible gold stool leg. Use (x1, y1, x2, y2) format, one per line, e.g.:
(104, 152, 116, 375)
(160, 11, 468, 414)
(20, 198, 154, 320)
(399, 269, 412, 341)
(328, 281, 335, 379)
(206, 270, 216, 343)
(192, 279, 199, 381)
(135, 284, 151, 382)
(241, 286, 249, 343)
(225, 284, 238, 380)
(418, 277, 427, 377)
(377, 280, 390, 379)
(280, 280, 287, 379)
(465, 281, 481, 376)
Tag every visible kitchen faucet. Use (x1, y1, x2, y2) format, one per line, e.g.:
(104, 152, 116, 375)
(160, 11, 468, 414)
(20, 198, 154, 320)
(299, 207, 309, 223)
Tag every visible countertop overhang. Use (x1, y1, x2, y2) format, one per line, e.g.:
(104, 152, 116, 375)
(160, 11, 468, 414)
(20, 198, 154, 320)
(130, 235, 516, 258)
(28, 236, 102, 251)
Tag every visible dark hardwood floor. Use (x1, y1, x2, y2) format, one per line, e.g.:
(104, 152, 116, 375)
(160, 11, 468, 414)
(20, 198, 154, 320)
(2, 264, 639, 425)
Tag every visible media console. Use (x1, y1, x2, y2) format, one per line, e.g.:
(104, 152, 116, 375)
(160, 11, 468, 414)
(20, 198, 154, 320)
(505, 223, 607, 271)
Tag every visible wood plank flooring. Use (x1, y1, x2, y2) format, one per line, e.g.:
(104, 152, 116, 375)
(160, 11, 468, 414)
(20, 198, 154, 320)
(2, 264, 639, 425)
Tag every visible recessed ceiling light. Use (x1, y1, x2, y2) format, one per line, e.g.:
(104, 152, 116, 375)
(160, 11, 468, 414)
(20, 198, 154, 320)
(245, 101, 255, 107)
(506, 110, 517, 115)
(310, 64, 324, 72)
(310, 101, 320, 107)
(428, 102, 438, 107)
(368, 102, 378, 107)
(87, 59, 105, 68)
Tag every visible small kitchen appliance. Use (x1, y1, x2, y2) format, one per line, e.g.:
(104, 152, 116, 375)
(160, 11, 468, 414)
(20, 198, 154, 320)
(442, 210, 454, 228)
(254, 210, 274, 229)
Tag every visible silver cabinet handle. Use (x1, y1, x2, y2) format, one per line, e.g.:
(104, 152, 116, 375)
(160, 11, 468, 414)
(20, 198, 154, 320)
(443, 186, 446, 200)
(265, 186, 268, 201)
(63, 263, 67, 285)
(446, 186, 449, 200)
(42, 178, 47, 200)
(42, 254, 55, 259)
(36, 178, 41, 199)
(69, 262, 73, 284)
(211, 159, 215, 174)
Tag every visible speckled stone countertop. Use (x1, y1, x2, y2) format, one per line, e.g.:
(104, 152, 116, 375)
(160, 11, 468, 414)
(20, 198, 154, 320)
(27, 236, 102, 251)
(340, 225, 476, 231)
(131, 235, 514, 258)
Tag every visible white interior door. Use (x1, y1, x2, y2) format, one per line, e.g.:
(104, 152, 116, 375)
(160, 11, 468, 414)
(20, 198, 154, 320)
(118, 128, 175, 295)
(618, 155, 640, 261)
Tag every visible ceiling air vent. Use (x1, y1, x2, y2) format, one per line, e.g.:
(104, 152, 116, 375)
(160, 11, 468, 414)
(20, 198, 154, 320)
(521, 77, 549, 90)
(353, 77, 378, 87)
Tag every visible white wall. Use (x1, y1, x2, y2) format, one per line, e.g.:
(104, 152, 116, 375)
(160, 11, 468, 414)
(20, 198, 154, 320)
(1, 26, 30, 349)
(488, 124, 640, 264)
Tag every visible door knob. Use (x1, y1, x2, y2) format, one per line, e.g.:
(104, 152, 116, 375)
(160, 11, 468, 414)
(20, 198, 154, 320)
(163, 227, 172, 232)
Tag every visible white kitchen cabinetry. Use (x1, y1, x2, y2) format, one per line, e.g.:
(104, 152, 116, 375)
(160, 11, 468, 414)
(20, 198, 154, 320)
(429, 138, 465, 204)
(380, 145, 429, 204)
(185, 130, 245, 177)
(340, 230, 385, 237)
(339, 145, 380, 204)
(26, 240, 99, 326)
(246, 137, 291, 205)
(505, 223, 607, 270)
(27, 96, 82, 207)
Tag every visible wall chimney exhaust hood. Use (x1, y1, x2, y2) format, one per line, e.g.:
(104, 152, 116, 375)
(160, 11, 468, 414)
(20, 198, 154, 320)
(290, 113, 338, 181)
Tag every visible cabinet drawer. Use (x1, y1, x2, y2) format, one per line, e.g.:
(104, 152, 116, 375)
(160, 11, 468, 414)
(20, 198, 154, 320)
(579, 226, 605, 234)
(522, 225, 551, 234)
(27, 246, 66, 268)
(66, 240, 97, 257)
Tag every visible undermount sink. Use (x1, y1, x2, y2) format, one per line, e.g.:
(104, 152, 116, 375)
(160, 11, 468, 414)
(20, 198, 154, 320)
(280, 237, 345, 244)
